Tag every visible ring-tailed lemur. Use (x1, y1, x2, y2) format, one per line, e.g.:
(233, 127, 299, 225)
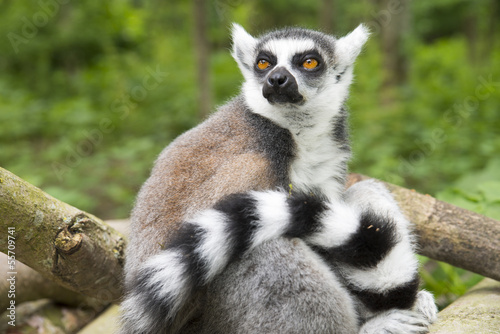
(120, 24, 438, 334)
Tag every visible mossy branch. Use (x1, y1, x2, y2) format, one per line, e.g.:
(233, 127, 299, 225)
(0, 167, 126, 302)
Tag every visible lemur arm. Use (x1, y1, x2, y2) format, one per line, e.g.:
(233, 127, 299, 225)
(121, 180, 420, 333)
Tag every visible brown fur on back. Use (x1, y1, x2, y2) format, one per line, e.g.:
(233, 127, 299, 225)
(125, 97, 280, 283)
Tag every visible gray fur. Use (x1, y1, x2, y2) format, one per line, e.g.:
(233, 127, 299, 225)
(192, 239, 359, 334)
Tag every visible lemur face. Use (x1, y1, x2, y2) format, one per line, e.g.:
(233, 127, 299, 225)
(253, 35, 330, 105)
(232, 24, 369, 128)
(254, 31, 337, 106)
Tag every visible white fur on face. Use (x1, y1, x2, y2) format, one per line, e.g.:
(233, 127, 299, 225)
(239, 38, 354, 198)
(260, 38, 317, 69)
(232, 23, 368, 130)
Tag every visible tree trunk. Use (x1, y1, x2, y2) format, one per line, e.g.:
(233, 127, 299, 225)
(192, 0, 211, 119)
(348, 174, 500, 282)
(319, 0, 335, 32)
(464, 3, 478, 64)
(0, 167, 126, 302)
(381, 0, 409, 86)
(482, 0, 498, 62)
(372, 0, 410, 104)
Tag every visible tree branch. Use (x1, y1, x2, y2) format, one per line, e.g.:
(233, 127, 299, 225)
(0, 167, 126, 302)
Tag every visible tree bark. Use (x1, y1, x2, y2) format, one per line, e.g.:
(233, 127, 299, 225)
(348, 174, 500, 282)
(0, 253, 104, 311)
(319, 0, 335, 32)
(371, 0, 410, 105)
(0, 167, 126, 302)
(429, 278, 500, 333)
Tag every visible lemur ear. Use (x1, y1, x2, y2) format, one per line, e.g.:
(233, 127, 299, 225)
(335, 24, 370, 66)
(231, 23, 257, 74)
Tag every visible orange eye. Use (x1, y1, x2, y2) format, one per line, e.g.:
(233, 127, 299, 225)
(303, 58, 319, 70)
(257, 59, 271, 70)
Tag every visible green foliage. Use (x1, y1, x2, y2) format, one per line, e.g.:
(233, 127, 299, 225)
(2, 1, 498, 218)
(437, 158, 500, 220)
(419, 256, 483, 310)
(0, 1, 499, 305)
(350, 37, 500, 194)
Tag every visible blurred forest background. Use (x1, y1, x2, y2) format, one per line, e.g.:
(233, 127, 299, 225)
(1, 0, 499, 309)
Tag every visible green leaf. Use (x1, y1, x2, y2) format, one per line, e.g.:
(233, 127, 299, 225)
(477, 181, 500, 203)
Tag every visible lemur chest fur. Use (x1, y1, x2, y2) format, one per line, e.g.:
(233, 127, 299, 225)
(288, 123, 350, 201)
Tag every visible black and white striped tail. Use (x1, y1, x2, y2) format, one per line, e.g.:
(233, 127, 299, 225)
(121, 183, 418, 333)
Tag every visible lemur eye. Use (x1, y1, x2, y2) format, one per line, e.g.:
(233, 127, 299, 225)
(303, 58, 319, 70)
(257, 59, 271, 70)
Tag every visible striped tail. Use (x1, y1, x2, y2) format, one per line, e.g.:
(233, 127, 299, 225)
(121, 181, 418, 333)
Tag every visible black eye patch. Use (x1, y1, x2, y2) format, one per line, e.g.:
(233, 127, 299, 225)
(254, 51, 277, 76)
(292, 50, 325, 74)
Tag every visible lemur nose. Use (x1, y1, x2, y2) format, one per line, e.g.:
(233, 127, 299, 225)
(268, 72, 288, 87)
(262, 67, 303, 104)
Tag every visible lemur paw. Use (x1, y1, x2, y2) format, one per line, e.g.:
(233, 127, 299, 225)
(413, 290, 438, 324)
(359, 309, 432, 334)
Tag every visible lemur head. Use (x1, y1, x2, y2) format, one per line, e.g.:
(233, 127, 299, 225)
(231, 24, 369, 129)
